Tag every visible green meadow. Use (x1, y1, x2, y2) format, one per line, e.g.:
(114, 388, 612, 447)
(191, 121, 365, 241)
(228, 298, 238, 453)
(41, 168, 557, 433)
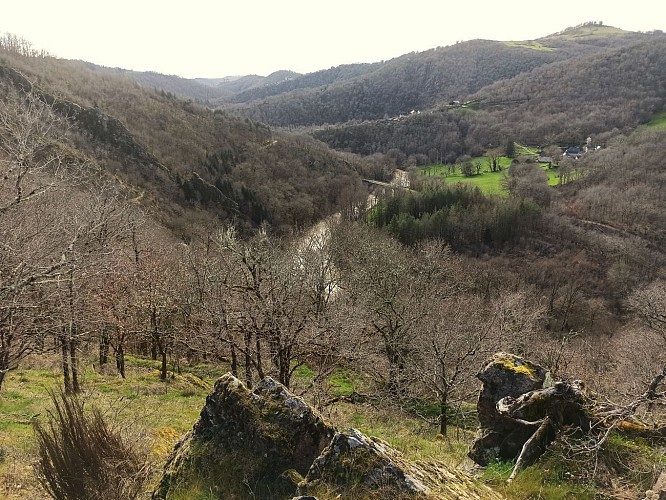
(646, 111, 666, 128)
(503, 40, 556, 51)
(418, 155, 560, 195)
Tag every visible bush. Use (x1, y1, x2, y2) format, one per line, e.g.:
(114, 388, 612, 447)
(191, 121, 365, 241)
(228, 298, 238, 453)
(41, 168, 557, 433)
(33, 390, 151, 500)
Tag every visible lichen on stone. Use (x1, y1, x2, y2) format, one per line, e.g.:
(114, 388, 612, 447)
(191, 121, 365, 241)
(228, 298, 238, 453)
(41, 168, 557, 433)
(493, 352, 540, 380)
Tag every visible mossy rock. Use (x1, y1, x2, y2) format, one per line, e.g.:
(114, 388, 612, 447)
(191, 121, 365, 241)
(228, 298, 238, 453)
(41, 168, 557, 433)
(469, 352, 548, 466)
(475, 352, 547, 429)
(301, 429, 504, 499)
(152, 374, 335, 499)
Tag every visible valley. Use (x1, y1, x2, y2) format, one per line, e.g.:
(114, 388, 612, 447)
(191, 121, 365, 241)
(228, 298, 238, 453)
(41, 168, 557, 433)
(0, 22, 665, 499)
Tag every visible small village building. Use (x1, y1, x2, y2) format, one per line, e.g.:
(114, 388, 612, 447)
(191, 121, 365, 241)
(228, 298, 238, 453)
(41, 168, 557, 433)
(564, 146, 583, 159)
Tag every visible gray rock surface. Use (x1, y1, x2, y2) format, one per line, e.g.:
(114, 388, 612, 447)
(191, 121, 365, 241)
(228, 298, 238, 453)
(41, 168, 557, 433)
(152, 372, 504, 499)
(152, 374, 335, 499)
(301, 428, 504, 499)
(468, 352, 547, 465)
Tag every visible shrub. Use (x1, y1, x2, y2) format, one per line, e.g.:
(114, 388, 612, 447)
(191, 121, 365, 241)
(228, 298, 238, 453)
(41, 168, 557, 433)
(33, 390, 151, 500)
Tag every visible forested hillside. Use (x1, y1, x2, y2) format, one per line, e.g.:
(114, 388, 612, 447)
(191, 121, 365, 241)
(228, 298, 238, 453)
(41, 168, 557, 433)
(312, 33, 666, 162)
(217, 25, 656, 128)
(218, 63, 382, 105)
(94, 68, 306, 104)
(226, 40, 566, 126)
(466, 37, 666, 146)
(0, 43, 366, 236)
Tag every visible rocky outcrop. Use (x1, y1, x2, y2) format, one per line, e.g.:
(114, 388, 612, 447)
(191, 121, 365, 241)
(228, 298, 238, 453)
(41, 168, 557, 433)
(468, 352, 548, 466)
(152, 374, 335, 499)
(300, 428, 503, 499)
(303, 429, 431, 496)
(469, 351, 666, 488)
(153, 373, 505, 499)
(469, 352, 595, 484)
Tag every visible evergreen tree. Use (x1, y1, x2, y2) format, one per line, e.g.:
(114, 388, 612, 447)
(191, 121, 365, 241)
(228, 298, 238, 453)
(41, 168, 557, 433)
(505, 139, 516, 158)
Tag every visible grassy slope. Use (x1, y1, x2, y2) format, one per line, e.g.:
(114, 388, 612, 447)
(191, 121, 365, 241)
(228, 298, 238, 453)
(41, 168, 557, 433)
(3, 359, 665, 499)
(503, 41, 555, 51)
(0, 359, 621, 500)
(544, 24, 629, 41)
(647, 111, 666, 128)
(0, 358, 214, 499)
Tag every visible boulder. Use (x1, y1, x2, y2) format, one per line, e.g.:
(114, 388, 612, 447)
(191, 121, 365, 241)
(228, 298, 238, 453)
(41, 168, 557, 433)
(300, 428, 504, 499)
(468, 352, 548, 465)
(468, 352, 593, 483)
(152, 374, 335, 499)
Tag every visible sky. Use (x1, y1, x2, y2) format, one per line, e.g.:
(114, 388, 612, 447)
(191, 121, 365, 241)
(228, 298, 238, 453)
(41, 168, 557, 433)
(3, 1, 665, 79)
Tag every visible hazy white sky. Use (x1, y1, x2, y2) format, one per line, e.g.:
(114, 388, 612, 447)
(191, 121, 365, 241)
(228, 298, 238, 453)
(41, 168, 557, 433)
(3, 1, 664, 78)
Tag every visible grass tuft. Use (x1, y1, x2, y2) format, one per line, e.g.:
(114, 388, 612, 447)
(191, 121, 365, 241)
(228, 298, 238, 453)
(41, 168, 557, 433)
(33, 389, 152, 500)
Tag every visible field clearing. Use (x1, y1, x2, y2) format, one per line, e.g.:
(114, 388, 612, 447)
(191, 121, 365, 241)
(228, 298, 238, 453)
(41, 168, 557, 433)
(418, 156, 560, 195)
(646, 111, 666, 128)
(503, 41, 555, 51)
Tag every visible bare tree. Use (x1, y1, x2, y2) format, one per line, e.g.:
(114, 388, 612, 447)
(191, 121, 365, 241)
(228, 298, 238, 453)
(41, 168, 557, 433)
(0, 85, 140, 391)
(130, 246, 182, 380)
(625, 279, 666, 402)
(487, 148, 503, 172)
(0, 33, 51, 58)
(630, 279, 666, 339)
(330, 225, 460, 397)
(0, 87, 72, 389)
(503, 162, 553, 207)
(207, 224, 344, 389)
(415, 290, 544, 436)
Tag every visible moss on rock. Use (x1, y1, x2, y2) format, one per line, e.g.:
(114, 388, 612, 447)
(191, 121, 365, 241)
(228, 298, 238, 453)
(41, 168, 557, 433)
(152, 374, 335, 499)
(301, 429, 504, 499)
(469, 352, 548, 465)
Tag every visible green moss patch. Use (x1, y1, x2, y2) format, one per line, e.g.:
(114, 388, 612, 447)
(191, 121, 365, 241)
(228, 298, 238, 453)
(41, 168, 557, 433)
(495, 353, 540, 380)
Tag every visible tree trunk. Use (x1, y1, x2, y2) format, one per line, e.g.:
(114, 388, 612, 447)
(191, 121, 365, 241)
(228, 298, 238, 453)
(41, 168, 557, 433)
(160, 346, 167, 380)
(151, 338, 158, 361)
(255, 338, 265, 380)
(151, 310, 159, 361)
(386, 353, 405, 397)
(99, 327, 109, 365)
(244, 331, 253, 388)
(65, 271, 79, 393)
(0, 347, 9, 390)
(61, 330, 71, 393)
(278, 345, 291, 388)
(383, 331, 407, 397)
(230, 344, 238, 378)
(116, 344, 125, 379)
(70, 333, 80, 393)
(439, 391, 448, 436)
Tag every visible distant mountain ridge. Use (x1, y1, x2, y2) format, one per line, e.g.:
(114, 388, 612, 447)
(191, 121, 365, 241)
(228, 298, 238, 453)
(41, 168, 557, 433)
(83, 65, 304, 103)
(219, 24, 659, 127)
(309, 30, 666, 160)
(80, 24, 660, 133)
